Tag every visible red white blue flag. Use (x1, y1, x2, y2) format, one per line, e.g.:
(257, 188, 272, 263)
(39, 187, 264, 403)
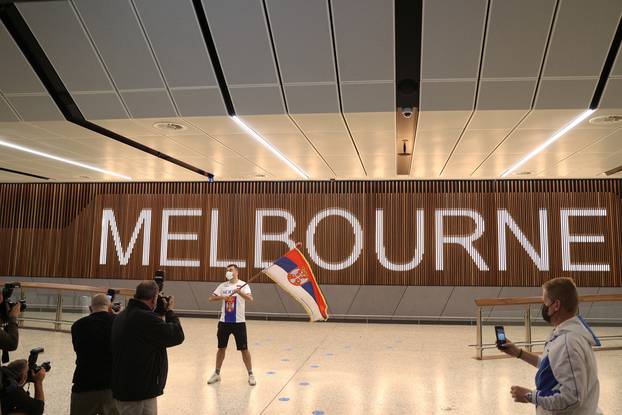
(263, 247, 328, 322)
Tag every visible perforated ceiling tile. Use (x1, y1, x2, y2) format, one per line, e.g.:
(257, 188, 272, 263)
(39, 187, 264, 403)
(341, 83, 394, 113)
(0, 25, 46, 94)
(421, 0, 486, 80)
(481, 0, 555, 78)
(18, 1, 114, 92)
(0, 98, 18, 122)
(203, 0, 277, 86)
(284, 85, 339, 114)
(543, 0, 622, 77)
(120, 90, 176, 118)
(420, 81, 476, 111)
(331, 0, 394, 82)
(134, 0, 219, 88)
(72, 92, 128, 120)
(265, 0, 335, 84)
(171, 89, 227, 117)
(7, 95, 64, 121)
(476, 80, 535, 110)
(73, 0, 164, 90)
(229, 86, 285, 115)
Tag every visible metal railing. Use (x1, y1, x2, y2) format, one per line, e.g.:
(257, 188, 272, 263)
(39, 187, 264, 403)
(12, 282, 134, 331)
(473, 294, 622, 360)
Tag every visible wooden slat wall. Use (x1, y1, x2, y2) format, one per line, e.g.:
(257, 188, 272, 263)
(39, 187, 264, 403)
(0, 179, 621, 286)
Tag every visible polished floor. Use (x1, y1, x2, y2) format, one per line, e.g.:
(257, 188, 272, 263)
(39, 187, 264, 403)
(13, 317, 622, 414)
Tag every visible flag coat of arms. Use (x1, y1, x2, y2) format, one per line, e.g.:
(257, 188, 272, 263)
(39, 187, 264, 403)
(263, 247, 328, 321)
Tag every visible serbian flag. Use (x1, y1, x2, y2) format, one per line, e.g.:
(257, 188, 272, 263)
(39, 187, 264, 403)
(263, 247, 328, 322)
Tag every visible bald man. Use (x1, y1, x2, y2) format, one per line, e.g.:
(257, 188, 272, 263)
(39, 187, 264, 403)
(70, 293, 120, 415)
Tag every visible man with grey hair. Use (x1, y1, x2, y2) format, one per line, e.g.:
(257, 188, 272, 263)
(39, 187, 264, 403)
(111, 280, 184, 415)
(70, 293, 119, 415)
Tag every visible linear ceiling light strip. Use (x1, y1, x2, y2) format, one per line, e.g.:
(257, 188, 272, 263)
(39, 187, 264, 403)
(191, 0, 309, 179)
(501, 15, 622, 178)
(0, 3, 212, 180)
(0, 138, 132, 180)
(500, 109, 595, 177)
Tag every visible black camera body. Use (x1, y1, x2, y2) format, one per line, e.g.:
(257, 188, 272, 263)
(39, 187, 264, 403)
(1, 282, 27, 321)
(153, 270, 170, 316)
(27, 347, 51, 383)
(106, 289, 122, 312)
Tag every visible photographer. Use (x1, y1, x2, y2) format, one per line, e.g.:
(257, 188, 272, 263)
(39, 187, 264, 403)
(71, 293, 119, 415)
(111, 281, 184, 415)
(0, 288, 21, 355)
(0, 359, 45, 415)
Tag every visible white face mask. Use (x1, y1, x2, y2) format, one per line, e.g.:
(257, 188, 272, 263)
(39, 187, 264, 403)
(225, 271, 234, 281)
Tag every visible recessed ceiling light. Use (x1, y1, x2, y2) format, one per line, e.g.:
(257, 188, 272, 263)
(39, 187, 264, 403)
(0, 138, 132, 180)
(588, 115, 622, 125)
(153, 122, 187, 131)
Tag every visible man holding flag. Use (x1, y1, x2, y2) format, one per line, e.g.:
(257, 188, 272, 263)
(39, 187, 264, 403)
(207, 264, 256, 386)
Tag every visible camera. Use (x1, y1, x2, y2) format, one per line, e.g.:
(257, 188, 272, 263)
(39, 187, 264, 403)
(1, 282, 27, 320)
(401, 107, 413, 118)
(106, 289, 122, 313)
(27, 347, 51, 382)
(154, 270, 171, 316)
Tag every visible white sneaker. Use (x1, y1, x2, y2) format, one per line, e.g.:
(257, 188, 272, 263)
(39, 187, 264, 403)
(207, 373, 221, 384)
(248, 374, 256, 386)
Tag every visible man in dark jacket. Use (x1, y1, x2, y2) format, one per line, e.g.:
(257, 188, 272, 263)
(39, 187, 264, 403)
(70, 293, 119, 415)
(111, 281, 184, 415)
(0, 289, 20, 356)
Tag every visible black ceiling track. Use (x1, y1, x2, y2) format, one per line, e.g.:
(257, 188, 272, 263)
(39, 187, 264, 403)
(395, 0, 422, 110)
(0, 3, 214, 180)
(0, 166, 49, 180)
(191, 0, 235, 116)
(590, 14, 622, 109)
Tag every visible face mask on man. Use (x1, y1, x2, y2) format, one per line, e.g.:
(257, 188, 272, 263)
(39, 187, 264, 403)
(225, 271, 234, 281)
(541, 301, 556, 323)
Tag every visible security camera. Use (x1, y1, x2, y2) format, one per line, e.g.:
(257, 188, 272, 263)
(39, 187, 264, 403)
(401, 107, 413, 118)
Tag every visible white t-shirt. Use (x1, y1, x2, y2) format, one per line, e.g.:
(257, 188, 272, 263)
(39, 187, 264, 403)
(213, 280, 251, 323)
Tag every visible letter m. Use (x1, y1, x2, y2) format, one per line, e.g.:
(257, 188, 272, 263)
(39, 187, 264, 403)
(99, 209, 151, 265)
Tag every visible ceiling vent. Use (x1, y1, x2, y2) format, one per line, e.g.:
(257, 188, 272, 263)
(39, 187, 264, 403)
(588, 115, 622, 126)
(153, 122, 188, 131)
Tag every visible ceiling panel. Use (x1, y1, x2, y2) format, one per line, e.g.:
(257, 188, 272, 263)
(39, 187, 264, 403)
(283, 85, 339, 114)
(534, 0, 622, 109)
(304, 132, 356, 156)
(482, 0, 555, 78)
(421, 0, 486, 80)
(0, 97, 19, 122)
(203, 0, 277, 85)
(73, 0, 164, 90)
(0, 24, 45, 95)
(289, 114, 347, 132)
(420, 81, 476, 111)
(134, 0, 218, 89)
(265, 0, 334, 84)
(543, 0, 621, 78)
(452, 129, 509, 155)
(332, 0, 393, 113)
(7, 96, 63, 122)
(18, 2, 114, 92)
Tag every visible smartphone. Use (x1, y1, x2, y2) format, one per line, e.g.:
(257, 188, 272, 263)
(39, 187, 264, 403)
(106, 288, 116, 302)
(495, 325, 506, 348)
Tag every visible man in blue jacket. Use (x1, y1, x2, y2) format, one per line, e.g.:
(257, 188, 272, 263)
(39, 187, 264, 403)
(501, 277, 602, 415)
(111, 281, 184, 415)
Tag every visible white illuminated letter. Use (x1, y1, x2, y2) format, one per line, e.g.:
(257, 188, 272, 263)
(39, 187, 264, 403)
(160, 209, 202, 267)
(560, 209, 610, 271)
(209, 208, 246, 268)
(376, 209, 424, 271)
(435, 209, 489, 271)
(306, 208, 363, 270)
(497, 209, 549, 271)
(99, 208, 151, 266)
(254, 209, 296, 268)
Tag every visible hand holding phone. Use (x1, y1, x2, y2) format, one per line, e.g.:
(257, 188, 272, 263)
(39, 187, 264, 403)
(495, 325, 506, 349)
